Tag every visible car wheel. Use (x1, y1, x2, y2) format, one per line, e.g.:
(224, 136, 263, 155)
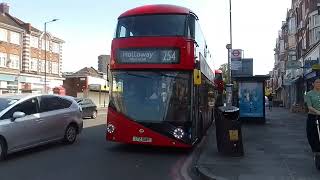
(0, 138, 7, 160)
(91, 111, 97, 119)
(63, 124, 78, 144)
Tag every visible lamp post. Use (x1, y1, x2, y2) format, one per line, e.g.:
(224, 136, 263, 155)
(225, 0, 233, 107)
(228, 0, 233, 84)
(44, 19, 58, 94)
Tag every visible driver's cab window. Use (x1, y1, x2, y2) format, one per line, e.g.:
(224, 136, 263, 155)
(119, 26, 127, 37)
(1, 98, 39, 120)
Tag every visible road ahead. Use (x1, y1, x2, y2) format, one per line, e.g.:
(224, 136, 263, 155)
(0, 112, 195, 180)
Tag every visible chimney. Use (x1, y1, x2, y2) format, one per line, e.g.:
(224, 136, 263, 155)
(23, 23, 31, 33)
(0, 3, 9, 14)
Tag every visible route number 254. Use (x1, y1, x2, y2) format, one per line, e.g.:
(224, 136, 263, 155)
(162, 50, 177, 62)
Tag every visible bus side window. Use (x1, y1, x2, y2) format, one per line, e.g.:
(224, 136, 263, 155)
(187, 16, 195, 39)
(195, 20, 206, 59)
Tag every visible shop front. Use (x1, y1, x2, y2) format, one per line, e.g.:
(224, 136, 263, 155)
(0, 73, 19, 94)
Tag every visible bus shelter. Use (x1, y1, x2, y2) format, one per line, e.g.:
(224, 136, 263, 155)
(234, 76, 270, 123)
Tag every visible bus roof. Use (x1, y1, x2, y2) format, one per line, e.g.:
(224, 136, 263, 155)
(215, 69, 223, 74)
(119, 4, 194, 18)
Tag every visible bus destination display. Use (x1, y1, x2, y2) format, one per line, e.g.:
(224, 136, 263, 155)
(117, 48, 179, 64)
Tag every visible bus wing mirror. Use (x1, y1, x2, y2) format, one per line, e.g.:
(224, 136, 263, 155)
(193, 69, 201, 85)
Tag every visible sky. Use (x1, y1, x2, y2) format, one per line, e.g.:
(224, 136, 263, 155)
(6, 0, 291, 75)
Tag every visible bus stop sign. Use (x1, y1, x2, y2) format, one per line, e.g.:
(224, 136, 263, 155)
(231, 49, 242, 60)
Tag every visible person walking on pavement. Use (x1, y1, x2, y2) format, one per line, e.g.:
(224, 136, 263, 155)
(267, 94, 273, 111)
(305, 78, 320, 170)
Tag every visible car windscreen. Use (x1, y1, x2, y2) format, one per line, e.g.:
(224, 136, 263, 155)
(115, 14, 187, 38)
(0, 98, 18, 112)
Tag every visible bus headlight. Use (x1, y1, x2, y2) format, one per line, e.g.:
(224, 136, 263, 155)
(173, 128, 184, 139)
(107, 124, 115, 133)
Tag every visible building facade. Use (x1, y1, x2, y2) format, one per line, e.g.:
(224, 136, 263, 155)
(269, 0, 320, 110)
(63, 67, 109, 107)
(0, 3, 64, 94)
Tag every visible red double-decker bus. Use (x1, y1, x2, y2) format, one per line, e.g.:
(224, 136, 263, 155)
(106, 4, 216, 148)
(214, 69, 224, 94)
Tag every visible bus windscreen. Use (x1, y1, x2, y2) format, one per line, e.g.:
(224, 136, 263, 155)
(109, 71, 191, 123)
(115, 15, 187, 38)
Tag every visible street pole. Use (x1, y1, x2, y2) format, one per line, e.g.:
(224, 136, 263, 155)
(44, 22, 47, 94)
(43, 19, 59, 94)
(228, 0, 233, 84)
(225, 0, 233, 107)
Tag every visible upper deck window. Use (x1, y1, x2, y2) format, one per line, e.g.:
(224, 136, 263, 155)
(115, 14, 186, 38)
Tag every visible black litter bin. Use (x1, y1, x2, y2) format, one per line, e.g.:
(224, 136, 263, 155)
(215, 106, 244, 157)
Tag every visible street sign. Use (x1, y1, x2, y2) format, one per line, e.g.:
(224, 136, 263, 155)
(286, 61, 300, 69)
(231, 60, 242, 70)
(305, 60, 318, 68)
(231, 49, 242, 60)
(312, 64, 320, 71)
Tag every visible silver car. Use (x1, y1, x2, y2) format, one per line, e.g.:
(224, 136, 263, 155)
(0, 94, 83, 160)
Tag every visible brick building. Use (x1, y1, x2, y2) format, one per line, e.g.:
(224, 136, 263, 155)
(0, 3, 64, 94)
(63, 67, 109, 107)
(269, 0, 320, 110)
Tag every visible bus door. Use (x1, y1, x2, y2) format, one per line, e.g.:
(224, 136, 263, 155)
(191, 70, 202, 143)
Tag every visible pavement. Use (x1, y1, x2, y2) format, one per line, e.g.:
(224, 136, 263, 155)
(196, 107, 320, 180)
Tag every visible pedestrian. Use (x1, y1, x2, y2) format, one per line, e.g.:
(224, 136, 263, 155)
(304, 78, 320, 170)
(267, 94, 273, 111)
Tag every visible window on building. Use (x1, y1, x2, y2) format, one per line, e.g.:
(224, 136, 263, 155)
(30, 58, 38, 71)
(0, 28, 7, 42)
(30, 36, 39, 48)
(52, 62, 59, 74)
(41, 39, 50, 50)
(52, 42, 59, 53)
(8, 54, 19, 70)
(0, 52, 6, 67)
(40, 60, 45, 72)
(46, 61, 51, 73)
(280, 40, 285, 53)
(40, 60, 51, 73)
(10, 31, 20, 45)
(288, 17, 296, 35)
(309, 13, 320, 46)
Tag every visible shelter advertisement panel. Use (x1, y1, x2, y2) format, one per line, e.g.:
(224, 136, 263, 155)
(238, 82, 264, 117)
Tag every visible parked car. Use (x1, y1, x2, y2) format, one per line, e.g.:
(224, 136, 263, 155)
(74, 98, 97, 119)
(0, 94, 83, 160)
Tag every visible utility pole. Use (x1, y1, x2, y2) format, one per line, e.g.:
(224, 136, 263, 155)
(228, 0, 233, 84)
(226, 0, 233, 107)
(43, 19, 59, 94)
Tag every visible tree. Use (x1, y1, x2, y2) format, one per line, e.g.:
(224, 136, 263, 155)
(219, 63, 229, 84)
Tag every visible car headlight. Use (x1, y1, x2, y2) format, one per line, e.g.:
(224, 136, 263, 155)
(107, 124, 115, 133)
(173, 128, 184, 139)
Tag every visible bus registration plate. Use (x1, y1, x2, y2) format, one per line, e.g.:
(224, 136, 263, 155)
(132, 136, 152, 143)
